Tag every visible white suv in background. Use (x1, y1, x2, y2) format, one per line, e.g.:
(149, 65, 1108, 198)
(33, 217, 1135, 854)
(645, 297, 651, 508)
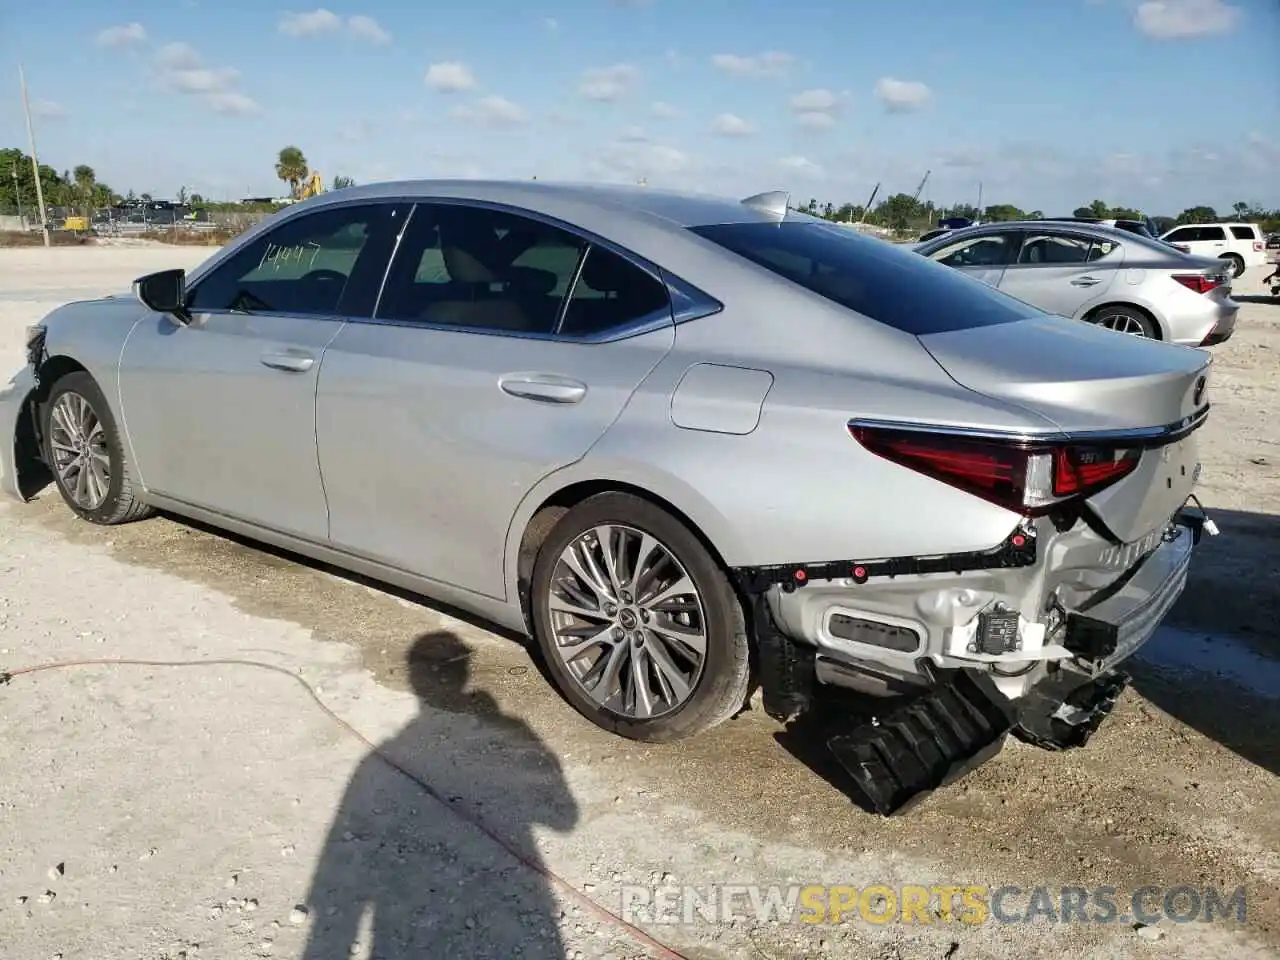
(1159, 222, 1267, 277)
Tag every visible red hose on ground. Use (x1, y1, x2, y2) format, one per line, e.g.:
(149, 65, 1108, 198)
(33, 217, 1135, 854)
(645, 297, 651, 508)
(1, 657, 690, 960)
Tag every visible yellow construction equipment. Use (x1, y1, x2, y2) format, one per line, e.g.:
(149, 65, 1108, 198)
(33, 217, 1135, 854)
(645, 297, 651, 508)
(297, 171, 325, 200)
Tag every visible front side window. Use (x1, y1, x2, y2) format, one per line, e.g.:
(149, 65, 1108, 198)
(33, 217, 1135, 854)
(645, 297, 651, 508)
(375, 203, 671, 337)
(927, 233, 1017, 268)
(187, 203, 403, 317)
(691, 220, 1042, 335)
(1164, 227, 1195, 243)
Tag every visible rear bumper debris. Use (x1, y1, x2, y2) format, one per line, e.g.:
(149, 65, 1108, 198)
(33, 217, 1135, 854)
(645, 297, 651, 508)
(745, 502, 1216, 815)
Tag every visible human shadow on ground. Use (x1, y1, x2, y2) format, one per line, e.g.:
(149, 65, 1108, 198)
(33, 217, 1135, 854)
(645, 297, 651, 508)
(300, 630, 579, 959)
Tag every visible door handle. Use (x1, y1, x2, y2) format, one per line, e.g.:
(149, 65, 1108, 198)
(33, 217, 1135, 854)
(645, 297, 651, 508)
(498, 373, 587, 404)
(260, 351, 314, 373)
(1070, 276, 1102, 287)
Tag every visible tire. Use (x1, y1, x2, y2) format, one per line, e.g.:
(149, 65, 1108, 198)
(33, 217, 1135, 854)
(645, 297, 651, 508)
(1087, 304, 1158, 339)
(1220, 253, 1244, 278)
(529, 492, 751, 742)
(40, 371, 154, 525)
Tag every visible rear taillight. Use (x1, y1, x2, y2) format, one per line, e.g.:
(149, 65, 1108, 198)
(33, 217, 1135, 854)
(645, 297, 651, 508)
(849, 425, 1141, 516)
(1172, 273, 1223, 294)
(1254, 241, 1264, 252)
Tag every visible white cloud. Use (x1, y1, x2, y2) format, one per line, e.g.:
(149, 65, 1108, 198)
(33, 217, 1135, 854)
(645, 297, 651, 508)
(651, 101, 683, 119)
(579, 64, 639, 101)
(712, 112, 757, 137)
(30, 100, 68, 120)
(789, 88, 847, 129)
(279, 9, 391, 43)
(346, 15, 391, 44)
(796, 111, 836, 130)
(95, 23, 147, 48)
(874, 77, 933, 113)
(711, 51, 793, 78)
(155, 43, 260, 115)
(775, 155, 826, 179)
(450, 95, 527, 127)
(205, 92, 261, 116)
(588, 136, 690, 182)
(1134, 0, 1241, 38)
(279, 9, 342, 36)
(425, 62, 477, 93)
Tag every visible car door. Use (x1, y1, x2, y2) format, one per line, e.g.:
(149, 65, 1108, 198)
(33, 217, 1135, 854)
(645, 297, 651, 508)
(315, 200, 677, 599)
(995, 229, 1121, 318)
(118, 201, 407, 539)
(921, 230, 1020, 287)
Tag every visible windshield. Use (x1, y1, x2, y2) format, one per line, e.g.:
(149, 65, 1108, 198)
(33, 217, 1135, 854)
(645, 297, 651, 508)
(690, 220, 1043, 335)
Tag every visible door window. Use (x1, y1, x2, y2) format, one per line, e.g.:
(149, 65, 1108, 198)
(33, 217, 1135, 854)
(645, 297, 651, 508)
(1018, 234, 1090, 265)
(375, 203, 671, 338)
(186, 204, 403, 317)
(927, 233, 1017, 268)
(1198, 226, 1226, 241)
(1164, 227, 1196, 243)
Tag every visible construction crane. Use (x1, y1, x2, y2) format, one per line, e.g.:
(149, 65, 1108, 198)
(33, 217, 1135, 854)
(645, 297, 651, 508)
(912, 169, 931, 203)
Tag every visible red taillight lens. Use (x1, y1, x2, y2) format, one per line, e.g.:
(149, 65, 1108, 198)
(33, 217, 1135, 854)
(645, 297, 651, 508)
(1254, 241, 1264, 252)
(1172, 274, 1222, 295)
(1052, 446, 1140, 496)
(849, 425, 1141, 516)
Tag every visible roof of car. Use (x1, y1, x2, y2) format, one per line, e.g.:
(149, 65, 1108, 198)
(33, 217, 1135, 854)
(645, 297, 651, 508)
(301, 178, 798, 230)
(918, 219, 1138, 243)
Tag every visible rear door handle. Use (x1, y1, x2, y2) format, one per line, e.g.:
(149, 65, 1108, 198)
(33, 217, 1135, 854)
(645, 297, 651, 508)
(1070, 276, 1102, 287)
(498, 373, 587, 404)
(261, 351, 314, 373)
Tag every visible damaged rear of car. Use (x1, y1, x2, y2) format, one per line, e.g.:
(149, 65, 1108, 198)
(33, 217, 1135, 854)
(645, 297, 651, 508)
(686, 217, 1217, 814)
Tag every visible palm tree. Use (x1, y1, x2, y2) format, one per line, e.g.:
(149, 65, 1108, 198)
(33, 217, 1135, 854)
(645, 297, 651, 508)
(275, 146, 309, 199)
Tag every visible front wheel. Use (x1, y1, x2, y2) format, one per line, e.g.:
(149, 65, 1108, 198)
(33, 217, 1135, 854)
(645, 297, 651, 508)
(40, 371, 154, 525)
(529, 492, 751, 742)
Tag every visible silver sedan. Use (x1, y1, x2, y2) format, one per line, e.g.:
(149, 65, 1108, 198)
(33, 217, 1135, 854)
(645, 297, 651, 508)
(913, 220, 1239, 346)
(0, 181, 1218, 811)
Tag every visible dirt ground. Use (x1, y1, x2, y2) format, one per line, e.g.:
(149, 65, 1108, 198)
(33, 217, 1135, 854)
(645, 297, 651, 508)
(0, 244, 1276, 960)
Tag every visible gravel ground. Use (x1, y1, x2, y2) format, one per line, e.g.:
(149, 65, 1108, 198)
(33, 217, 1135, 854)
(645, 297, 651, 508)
(0, 245, 1276, 960)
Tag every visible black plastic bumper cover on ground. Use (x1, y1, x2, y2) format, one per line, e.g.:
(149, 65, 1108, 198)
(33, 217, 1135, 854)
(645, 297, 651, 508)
(823, 667, 1132, 815)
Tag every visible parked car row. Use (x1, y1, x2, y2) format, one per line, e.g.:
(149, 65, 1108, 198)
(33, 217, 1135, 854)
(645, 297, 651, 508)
(913, 219, 1239, 346)
(0, 181, 1223, 814)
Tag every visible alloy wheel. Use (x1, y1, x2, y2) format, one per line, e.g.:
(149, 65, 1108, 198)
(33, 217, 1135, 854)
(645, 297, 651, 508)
(48, 392, 111, 510)
(546, 524, 708, 719)
(1092, 312, 1149, 336)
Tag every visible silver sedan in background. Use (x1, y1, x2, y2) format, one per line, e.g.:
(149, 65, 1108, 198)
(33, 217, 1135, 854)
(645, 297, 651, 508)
(0, 182, 1218, 813)
(913, 220, 1239, 346)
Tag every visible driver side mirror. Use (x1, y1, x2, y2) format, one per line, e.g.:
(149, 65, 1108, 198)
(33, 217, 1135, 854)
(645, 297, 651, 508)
(133, 268, 192, 324)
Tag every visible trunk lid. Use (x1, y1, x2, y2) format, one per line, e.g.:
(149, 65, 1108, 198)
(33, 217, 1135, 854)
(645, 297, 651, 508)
(918, 316, 1210, 543)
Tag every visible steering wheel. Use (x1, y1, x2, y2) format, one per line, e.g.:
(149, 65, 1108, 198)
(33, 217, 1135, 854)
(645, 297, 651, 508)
(301, 269, 347, 284)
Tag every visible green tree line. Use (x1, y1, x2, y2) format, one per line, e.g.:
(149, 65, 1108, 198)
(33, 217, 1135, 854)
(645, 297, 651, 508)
(794, 193, 1279, 236)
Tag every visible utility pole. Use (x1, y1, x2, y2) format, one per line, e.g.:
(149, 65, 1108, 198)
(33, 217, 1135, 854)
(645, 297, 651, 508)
(18, 65, 50, 246)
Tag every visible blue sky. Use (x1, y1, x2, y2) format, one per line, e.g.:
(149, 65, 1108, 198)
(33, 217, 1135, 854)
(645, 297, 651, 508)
(2, 0, 1278, 214)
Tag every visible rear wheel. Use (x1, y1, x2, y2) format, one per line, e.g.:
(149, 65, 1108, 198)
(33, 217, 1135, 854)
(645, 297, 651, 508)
(40, 371, 154, 525)
(1220, 253, 1244, 278)
(1088, 304, 1158, 338)
(530, 492, 751, 742)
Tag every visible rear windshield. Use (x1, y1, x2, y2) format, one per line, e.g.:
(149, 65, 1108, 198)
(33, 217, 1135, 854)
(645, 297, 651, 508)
(690, 220, 1041, 335)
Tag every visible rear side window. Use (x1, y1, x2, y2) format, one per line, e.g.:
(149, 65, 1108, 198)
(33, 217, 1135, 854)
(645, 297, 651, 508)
(1199, 226, 1226, 241)
(690, 221, 1039, 335)
(1229, 225, 1258, 240)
